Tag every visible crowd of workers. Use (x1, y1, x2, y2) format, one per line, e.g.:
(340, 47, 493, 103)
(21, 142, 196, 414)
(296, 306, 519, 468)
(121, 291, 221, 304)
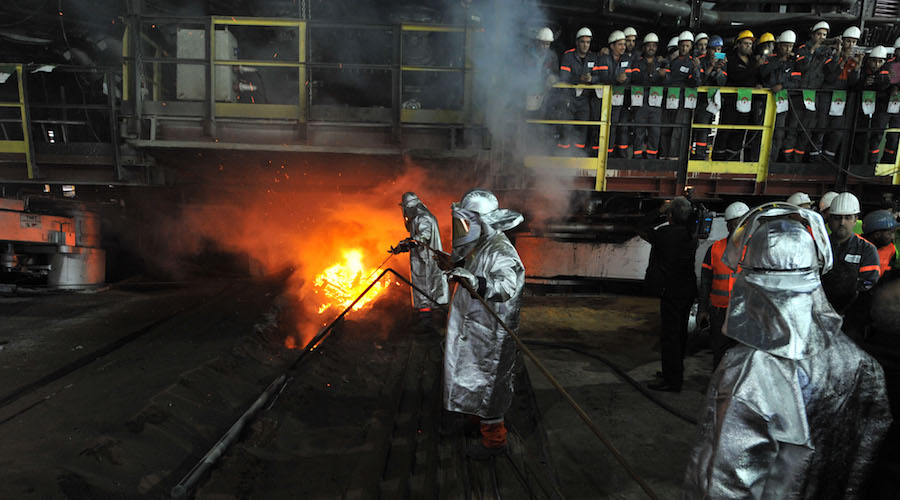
(392, 186, 900, 495)
(526, 23, 900, 166)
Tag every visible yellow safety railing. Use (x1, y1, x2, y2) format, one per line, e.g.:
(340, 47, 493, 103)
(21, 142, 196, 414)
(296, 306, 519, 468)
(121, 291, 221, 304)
(875, 126, 900, 185)
(0, 64, 33, 178)
(689, 87, 776, 184)
(524, 85, 779, 191)
(211, 17, 306, 121)
(399, 23, 472, 124)
(523, 83, 611, 191)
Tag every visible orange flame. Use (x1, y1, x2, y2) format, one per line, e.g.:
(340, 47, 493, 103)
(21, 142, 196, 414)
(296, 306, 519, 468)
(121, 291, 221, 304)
(313, 249, 388, 314)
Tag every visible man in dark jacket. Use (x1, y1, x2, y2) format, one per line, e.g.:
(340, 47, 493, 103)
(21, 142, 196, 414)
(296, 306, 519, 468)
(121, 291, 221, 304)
(692, 35, 727, 160)
(822, 26, 863, 162)
(660, 31, 700, 160)
(854, 46, 892, 165)
(760, 30, 802, 162)
(596, 30, 632, 156)
(558, 27, 601, 155)
(631, 33, 667, 159)
(639, 197, 698, 392)
(792, 21, 834, 162)
(714, 30, 761, 161)
(883, 38, 900, 165)
(822, 192, 881, 316)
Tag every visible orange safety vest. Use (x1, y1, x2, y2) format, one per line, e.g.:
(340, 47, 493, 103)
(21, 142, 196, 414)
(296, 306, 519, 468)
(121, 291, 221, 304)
(877, 243, 897, 276)
(708, 238, 736, 309)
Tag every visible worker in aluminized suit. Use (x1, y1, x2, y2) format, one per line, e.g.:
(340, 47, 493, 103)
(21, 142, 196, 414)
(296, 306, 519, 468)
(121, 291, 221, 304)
(443, 188, 525, 460)
(684, 203, 891, 499)
(390, 192, 449, 328)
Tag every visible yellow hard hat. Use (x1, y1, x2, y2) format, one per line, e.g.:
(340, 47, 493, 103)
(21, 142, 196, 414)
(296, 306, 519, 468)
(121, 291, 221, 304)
(736, 29, 755, 41)
(759, 32, 775, 44)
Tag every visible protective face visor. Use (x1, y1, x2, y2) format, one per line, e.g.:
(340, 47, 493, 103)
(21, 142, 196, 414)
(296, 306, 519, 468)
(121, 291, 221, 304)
(451, 205, 482, 247)
(401, 206, 413, 232)
(450, 204, 483, 263)
(724, 202, 833, 276)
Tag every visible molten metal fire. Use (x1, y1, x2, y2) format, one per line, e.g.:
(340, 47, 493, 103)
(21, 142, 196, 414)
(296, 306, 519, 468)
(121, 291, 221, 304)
(313, 249, 388, 314)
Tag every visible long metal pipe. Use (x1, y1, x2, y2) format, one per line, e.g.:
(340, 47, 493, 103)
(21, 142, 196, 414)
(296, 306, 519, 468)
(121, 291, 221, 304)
(613, 0, 858, 25)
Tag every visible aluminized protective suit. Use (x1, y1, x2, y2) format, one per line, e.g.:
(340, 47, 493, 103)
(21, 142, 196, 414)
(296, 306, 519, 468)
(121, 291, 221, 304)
(400, 192, 449, 309)
(444, 189, 525, 419)
(685, 203, 892, 499)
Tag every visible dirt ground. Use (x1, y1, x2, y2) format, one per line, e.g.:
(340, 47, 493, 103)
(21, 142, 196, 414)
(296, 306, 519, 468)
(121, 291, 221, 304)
(0, 281, 710, 499)
(518, 293, 711, 499)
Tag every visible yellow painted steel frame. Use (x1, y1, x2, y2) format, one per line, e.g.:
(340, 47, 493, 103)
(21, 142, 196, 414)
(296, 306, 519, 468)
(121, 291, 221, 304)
(211, 17, 307, 121)
(0, 64, 33, 178)
(875, 127, 900, 185)
(523, 84, 611, 189)
(399, 23, 471, 124)
(688, 87, 776, 184)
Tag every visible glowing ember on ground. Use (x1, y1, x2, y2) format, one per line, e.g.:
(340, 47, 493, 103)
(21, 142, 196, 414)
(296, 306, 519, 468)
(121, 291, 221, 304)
(313, 249, 388, 314)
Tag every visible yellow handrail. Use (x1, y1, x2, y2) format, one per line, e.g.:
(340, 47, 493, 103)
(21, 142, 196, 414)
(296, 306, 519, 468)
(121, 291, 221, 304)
(0, 64, 33, 178)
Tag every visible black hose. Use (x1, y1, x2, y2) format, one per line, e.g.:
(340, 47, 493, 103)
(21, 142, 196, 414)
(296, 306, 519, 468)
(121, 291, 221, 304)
(521, 340, 699, 426)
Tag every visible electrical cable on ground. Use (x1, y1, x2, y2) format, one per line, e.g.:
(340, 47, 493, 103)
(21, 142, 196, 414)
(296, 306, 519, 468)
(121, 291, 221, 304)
(521, 340, 699, 425)
(451, 277, 661, 500)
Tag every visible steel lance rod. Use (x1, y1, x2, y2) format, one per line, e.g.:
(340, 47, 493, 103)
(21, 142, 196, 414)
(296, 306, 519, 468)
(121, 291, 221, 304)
(172, 261, 401, 498)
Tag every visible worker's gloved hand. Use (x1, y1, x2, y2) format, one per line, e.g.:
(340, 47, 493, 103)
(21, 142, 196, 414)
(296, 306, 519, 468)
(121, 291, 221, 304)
(696, 311, 710, 329)
(388, 238, 418, 254)
(447, 267, 478, 289)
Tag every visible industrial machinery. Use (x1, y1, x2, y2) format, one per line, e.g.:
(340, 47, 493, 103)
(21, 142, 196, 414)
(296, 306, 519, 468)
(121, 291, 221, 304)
(0, 196, 105, 289)
(0, 0, 897, 286)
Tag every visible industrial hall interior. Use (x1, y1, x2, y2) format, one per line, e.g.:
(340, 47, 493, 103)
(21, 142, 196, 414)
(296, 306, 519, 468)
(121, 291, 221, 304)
(3, 0, 900, 498)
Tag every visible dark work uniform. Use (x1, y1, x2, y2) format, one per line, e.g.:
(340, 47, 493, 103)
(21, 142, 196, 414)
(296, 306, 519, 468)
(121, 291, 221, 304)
(644, 220, 699, 388)
(760, 53, 802, 162)
(715, 51, 761, 161)
(559, 48, 602, 153)
(854, 61, 892, 165)
(693, 53, 727, 159)
(793, 41, 833, 160)
(596, 51, 633, 155)
(823, 52, 861, 160)
(631, 54, 667, 158)
(822, 233, 881, 315)
(661, 54, 700, 160)
(884, 55, 900, 164)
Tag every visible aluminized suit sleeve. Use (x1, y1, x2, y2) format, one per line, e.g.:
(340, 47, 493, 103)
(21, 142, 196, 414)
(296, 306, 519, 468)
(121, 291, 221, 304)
(483, 251, 524, 303)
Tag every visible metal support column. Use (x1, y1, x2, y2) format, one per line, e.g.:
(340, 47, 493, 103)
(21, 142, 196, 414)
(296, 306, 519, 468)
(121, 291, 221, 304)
(391, 24, 401, 145)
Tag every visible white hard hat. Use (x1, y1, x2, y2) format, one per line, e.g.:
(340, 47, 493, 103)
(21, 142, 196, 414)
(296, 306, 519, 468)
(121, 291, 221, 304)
(895, 36, 900, 49)
(819, 191, 838, 211)
(842, 26, 861, 40)
(724, 201, 750, 221)
(642, 33, 659, 45)
(869, 45, 888, 59)
(695, 32, 709, 43)
(777, 30, 797, 44)
(623, 27, 638, 38)
(679, 30, 694, 43)
(812, 21, 830, 33)
(608, 30, 626, 44)
(536, 27, 554, 42)
(829, 192, 861, 216)
(668, 36, 679, 48)
(787, 191, 811, 206)
(576, 27, 593, 39)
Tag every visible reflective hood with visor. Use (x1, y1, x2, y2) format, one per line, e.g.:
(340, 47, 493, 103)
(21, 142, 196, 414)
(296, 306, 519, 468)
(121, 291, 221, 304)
(451, 189, 523, 263)
(722, 203, 840, 359)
